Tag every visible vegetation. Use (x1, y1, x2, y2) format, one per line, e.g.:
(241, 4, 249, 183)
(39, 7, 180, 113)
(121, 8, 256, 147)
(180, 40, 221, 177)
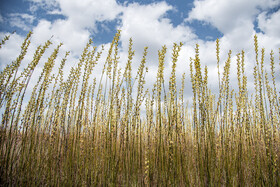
(0, 31, 279, 186)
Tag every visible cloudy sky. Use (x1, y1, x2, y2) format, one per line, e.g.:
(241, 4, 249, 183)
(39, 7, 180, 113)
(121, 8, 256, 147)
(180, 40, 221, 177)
(0, 0, 280, 99)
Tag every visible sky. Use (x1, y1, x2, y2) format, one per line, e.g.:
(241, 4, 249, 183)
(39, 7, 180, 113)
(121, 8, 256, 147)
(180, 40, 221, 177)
(0, 0, 280, 101)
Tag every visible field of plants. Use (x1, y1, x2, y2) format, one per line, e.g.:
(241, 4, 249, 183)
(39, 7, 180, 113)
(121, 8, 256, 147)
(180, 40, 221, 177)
(0, 31, 279, 186)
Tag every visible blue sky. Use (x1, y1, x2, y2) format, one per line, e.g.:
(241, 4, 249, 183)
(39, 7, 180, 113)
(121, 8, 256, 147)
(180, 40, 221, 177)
(0, 0, 224, 43)
(0, 0, 279, 49)
(0, 0, 280, 98)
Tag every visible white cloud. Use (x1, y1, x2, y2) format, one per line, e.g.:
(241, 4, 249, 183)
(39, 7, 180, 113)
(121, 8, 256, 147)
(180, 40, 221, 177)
(32, 19, 90, 56)
(14, 13, 35, 23)
(28, 0, 59, 12)
(258, 10, 280, 37)
(28, 0, 122, 23)
(25, 0, 123, 56)
(0, 14, 3, 23)
(47, 9, 63, 15)
(120, 2, 194, 45)
(187, 0, 279, 34)
(119, 2, 196, 66)
(57, 0, 122, 31)
(8, 13, 35, 31)
(0, 33, 24, 68)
